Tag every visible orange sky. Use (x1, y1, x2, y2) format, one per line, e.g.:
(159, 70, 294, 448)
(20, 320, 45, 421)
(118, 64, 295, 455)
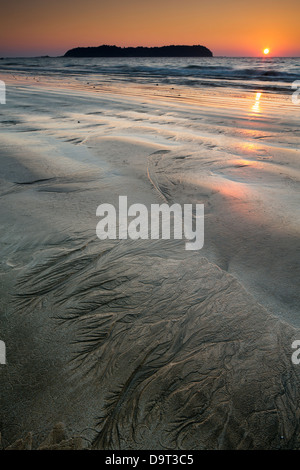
(0, 0, 299, 57)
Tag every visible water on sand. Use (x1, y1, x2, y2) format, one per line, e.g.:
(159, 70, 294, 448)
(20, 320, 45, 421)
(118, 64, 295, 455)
(0, 60, 300, 449)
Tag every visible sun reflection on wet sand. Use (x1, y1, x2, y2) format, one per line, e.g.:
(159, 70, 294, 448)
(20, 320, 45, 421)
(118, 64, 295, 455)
(239, 142, 255, 153)
(231, 159, 252, 167)
(251, 92, 262, 114)
(230, 158, 266, 170)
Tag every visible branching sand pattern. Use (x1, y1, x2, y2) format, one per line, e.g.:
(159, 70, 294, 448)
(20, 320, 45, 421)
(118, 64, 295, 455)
(0, 77, 299, 449)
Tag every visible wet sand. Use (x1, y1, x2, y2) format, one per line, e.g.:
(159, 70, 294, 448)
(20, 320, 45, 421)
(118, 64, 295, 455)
(0, 75, 300, 449)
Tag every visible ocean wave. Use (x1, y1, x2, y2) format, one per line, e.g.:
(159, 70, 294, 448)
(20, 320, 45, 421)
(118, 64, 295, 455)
(0, 56, 299, 93)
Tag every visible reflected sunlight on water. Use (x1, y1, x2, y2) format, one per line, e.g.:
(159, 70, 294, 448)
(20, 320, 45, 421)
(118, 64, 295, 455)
(251, 92, 262, 114)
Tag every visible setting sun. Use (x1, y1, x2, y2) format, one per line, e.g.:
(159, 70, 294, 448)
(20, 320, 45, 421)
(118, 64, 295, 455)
(263, 48, 270, 55)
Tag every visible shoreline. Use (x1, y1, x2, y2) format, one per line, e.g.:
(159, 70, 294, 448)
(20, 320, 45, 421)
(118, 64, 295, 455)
(0, 74, 299, 321)
(0, 75, 300, 449)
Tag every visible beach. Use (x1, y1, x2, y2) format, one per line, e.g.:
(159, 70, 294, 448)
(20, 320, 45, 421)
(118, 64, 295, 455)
(0, 62, 300, 449)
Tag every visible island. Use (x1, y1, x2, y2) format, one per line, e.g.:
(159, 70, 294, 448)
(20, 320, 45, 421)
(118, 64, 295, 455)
(64, 44, 213, 58)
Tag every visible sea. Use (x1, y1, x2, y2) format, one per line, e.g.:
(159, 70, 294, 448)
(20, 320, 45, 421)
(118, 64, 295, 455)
(0, 56, 299, 94)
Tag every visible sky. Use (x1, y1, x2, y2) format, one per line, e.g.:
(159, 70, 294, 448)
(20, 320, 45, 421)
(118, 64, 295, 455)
(0, 0, 299, 57)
